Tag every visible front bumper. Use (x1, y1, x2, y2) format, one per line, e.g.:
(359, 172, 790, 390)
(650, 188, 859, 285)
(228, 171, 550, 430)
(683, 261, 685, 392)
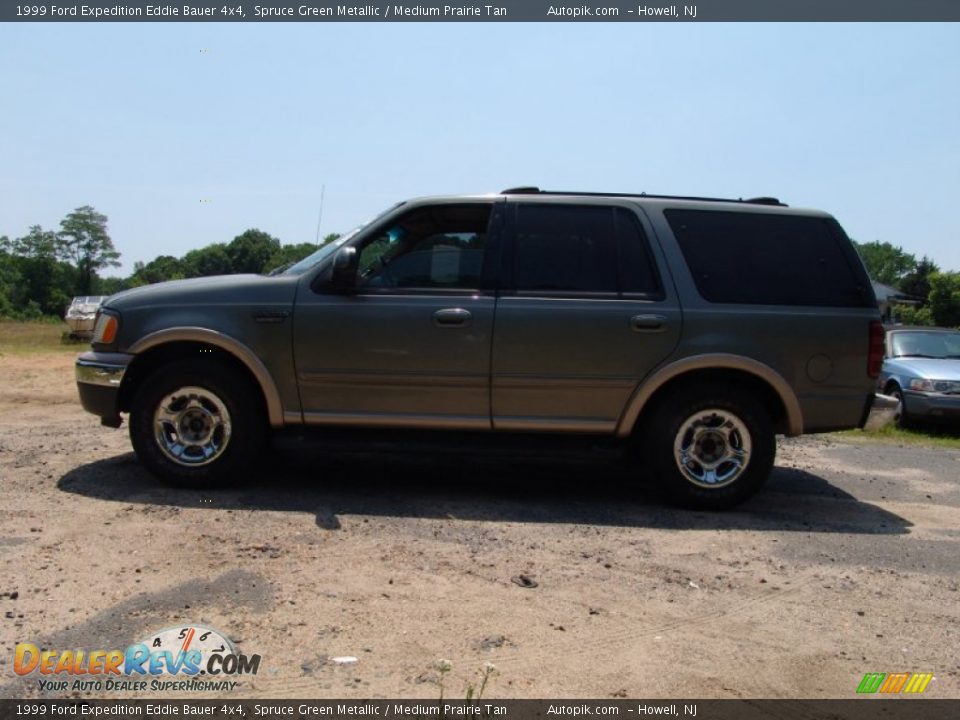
(76, 352, 133, 426)
(903, 390, 960, 421)
(862, 392, 898, 432)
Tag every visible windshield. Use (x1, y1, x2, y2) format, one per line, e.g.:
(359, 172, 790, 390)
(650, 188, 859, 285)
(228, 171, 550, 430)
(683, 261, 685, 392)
(280, 202, 405, 276)
(891, 330, 960, 359)
(70, 296, 106, 306)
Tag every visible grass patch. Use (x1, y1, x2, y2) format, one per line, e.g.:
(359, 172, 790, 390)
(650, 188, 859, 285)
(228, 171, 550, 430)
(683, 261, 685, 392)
(836, 424, 960, 450)
(0, 320, 87, 355)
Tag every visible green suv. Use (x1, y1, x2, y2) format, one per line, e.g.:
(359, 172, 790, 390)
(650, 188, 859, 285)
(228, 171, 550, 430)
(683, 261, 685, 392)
(76, 188, 896, 509)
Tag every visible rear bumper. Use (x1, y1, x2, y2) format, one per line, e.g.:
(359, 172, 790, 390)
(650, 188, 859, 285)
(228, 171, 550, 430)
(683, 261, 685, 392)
(76, 352, 133, 426)
(861, 392, 898, 432)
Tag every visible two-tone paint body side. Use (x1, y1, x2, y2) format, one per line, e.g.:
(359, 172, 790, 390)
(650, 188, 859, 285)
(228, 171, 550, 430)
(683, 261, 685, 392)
(105, 274, 301, 427)
(90, 193, 880, 438)
(631, 200, 879, 435)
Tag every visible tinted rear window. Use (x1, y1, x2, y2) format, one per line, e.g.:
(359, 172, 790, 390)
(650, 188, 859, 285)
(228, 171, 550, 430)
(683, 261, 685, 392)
(665, 209, 870, 307)
(515, 205, 618, 293)
(513, 205, 662, 296)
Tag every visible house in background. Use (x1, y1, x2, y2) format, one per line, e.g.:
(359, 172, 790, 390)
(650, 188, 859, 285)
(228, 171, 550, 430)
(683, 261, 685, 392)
(871, 280, 923, 323)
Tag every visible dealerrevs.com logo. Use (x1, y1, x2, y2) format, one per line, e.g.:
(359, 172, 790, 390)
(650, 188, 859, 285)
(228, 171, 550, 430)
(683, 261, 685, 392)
(14, 624, 260, 693)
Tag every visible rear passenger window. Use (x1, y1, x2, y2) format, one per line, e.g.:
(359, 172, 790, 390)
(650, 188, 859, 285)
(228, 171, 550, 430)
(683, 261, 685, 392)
(665, 209, 871, 307)
(513, 205, 661, 297)
(616, 208, 662, 296)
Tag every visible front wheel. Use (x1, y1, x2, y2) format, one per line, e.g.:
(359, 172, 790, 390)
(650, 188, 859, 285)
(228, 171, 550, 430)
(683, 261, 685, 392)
(889, 386, 912, 429)
(129, 361, 266, 488)
(641, 384, 775, 509)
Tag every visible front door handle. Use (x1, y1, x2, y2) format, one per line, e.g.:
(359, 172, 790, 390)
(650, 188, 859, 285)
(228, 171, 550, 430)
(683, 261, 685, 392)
(252, 310, 290, 323)
(631, 314, 667, 332)
(433, 308, 472, 328)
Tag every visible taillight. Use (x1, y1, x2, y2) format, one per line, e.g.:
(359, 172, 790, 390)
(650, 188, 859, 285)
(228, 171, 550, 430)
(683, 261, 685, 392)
(868, 320, 884, 379)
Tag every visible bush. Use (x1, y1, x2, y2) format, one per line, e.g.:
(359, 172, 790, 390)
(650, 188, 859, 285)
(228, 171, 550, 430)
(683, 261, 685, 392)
(894, 305, 934, 326)
(928, 272, 960, 328)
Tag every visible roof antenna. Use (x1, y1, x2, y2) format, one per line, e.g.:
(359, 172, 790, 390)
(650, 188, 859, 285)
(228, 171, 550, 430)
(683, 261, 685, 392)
(314, 184, 326, 246)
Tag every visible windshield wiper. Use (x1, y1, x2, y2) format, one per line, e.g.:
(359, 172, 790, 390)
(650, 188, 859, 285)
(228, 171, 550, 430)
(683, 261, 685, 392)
(895, 353, 939, 358)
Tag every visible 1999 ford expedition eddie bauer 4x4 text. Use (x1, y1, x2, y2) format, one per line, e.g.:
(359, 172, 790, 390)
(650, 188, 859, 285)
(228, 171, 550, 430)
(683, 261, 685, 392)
(75, 188, 897, 509)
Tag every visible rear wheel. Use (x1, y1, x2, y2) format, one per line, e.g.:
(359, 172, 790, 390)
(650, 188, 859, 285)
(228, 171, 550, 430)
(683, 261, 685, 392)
(641, 383, 775, 509)
(129, 360, 266, 488)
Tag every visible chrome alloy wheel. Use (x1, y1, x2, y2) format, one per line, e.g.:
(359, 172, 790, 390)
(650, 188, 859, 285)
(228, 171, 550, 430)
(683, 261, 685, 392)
(672, 408, 752, 489)
(153, 386, 232, 467)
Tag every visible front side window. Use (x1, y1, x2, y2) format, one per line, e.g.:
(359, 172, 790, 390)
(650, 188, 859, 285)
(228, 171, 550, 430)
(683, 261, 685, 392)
(356, 204, 490, 290)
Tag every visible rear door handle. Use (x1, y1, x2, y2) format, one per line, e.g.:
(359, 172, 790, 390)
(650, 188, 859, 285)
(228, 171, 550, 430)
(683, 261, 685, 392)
(631, 314, 667, 332)
(433, 308, 472, 327)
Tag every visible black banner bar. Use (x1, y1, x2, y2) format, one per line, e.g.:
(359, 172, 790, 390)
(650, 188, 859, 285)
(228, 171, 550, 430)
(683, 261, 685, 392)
(1, 700, 958, 720)
(2, 0, 960, 22)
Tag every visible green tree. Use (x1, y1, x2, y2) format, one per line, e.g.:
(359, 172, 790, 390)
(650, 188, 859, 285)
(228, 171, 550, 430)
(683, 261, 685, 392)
(9, 226, 74, 316)
(0, 236, 21, 318)
(226, 229, 281, 274)
(899, 256, 939, 299)
(182, 244, 232, 277)
(266, 242, 321, 273)
(94, 276, 132, 296)
(12, 225, 59, 259)
(132, 255, 186, 285)
(927, 272, 960, 328)
(58, 206, 121, 294)
(852, 240, 917, 286)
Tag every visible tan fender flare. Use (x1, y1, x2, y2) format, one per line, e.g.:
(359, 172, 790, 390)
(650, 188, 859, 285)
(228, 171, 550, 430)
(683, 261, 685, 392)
(128, 327, 285, 428)
(616, 353, 804, 438)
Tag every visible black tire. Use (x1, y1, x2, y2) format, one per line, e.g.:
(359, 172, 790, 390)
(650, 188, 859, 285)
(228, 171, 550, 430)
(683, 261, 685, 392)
(129, 360, 266, 488)
(640, 383, 775, 510)
(888, 385, 912, 429)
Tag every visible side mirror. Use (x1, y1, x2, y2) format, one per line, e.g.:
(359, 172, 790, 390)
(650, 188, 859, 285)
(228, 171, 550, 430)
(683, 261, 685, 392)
(331, 247, 358, 290)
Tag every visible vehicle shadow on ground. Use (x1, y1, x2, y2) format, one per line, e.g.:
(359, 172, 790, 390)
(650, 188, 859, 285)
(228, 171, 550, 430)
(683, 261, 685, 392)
(57, 442, 912, 536)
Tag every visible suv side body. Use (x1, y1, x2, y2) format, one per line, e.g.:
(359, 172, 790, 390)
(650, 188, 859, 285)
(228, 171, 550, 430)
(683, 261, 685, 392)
(76, 190, 896, 508)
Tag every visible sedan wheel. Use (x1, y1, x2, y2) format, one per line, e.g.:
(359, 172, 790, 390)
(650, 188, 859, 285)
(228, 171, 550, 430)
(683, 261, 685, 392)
(890, 387, 911, 429)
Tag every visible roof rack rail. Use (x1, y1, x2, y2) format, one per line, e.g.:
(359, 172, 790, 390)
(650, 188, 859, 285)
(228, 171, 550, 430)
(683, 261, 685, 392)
(500, 186, 541, 194)
(499, 187, 787, 207)
(743, 196, 784, 206)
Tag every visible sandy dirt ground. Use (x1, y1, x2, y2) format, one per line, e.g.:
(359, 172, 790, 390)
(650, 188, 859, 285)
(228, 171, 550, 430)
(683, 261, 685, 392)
(1, 352, 959, 700)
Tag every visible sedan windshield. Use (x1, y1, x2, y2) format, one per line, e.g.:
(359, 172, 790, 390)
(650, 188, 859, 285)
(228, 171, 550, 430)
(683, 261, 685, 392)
(891, 330, 960, 359)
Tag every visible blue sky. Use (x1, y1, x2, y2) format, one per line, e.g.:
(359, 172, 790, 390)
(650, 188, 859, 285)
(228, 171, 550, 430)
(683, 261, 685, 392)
(1, 22, 958, 274)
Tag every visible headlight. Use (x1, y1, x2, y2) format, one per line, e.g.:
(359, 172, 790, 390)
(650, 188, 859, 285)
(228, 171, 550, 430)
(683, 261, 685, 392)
(91, 311, 120, 345)
(909, 378, 959, 393)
